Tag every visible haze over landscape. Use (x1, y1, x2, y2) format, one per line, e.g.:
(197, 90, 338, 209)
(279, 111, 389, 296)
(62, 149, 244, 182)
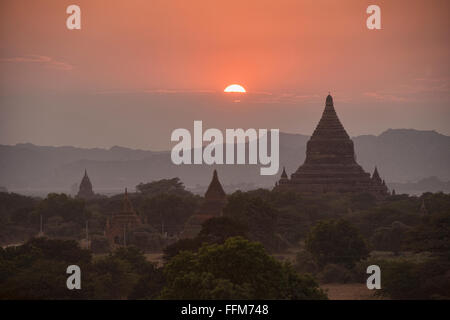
(0, 0, 450, 303)
(1, 128, 449, 196)
(1, 0, 449, 150)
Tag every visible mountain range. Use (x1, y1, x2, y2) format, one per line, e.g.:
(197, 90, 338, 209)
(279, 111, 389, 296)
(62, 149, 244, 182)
(0, 129, 449, 196)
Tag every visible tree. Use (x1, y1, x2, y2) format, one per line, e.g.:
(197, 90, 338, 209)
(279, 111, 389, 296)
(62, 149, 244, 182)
(128, 263, 165, 299)
(373, 258, 450, 299)
(161, 237, 327, 299)
(163, 237, 204, 262)
(371, 221, 411, 254)
(0, 259, 85, 299)
(89, 246, 165, 299)
(33, 193, 90, 225)
(140, 193, 197, 235)
(198, 217, 248, 244)
(89, 255, 137, 299)
(0, 238, 92, 299)
(90, 235, 110, 253)
(305, 219, 369, 268)
(0, 239, 165, 300)
(223, 192, 278, 251)
(113, 246, 149, 273)
(407, 211, 450, 257)
(163, 216, 248, 262)
(136, 178, 191, 197)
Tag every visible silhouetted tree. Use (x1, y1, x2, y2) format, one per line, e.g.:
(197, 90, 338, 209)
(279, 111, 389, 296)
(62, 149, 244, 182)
(33, 193, 90, 225)
(306, 219, 369, 268)
(223, 191, 278, 251)
(161, 237, 327, 300)
(136, 178, 191, 196)
(140, 193, 197, 235)
(198, 217, 248, 244)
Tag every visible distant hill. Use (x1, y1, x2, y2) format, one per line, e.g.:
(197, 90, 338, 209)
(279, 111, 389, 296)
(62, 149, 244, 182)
(353, 129, 450, 184)
(388, 176, 450, 195)
(0, 129, 449, 195)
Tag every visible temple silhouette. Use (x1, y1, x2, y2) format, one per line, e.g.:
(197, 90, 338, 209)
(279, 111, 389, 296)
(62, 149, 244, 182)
(182, 169, 227, 238)
(105, 188, 142, 247)
(276, 94, 389, 196)
(76, 169, 96, 199)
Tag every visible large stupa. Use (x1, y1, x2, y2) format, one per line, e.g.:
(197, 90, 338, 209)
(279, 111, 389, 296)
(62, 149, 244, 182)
(276, 94, 389, 196)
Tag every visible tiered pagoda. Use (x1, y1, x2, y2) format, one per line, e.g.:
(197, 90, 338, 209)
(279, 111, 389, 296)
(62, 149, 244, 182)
(182, 169, 227, 238)
(76, 169, 96, 199)
(105, 188, 142, 247)
(276, 94, 389, 197)
(200, 169, 227, 216)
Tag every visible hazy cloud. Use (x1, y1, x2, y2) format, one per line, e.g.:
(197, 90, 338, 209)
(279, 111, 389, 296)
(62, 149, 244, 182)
(363, 92, 408, 102)
(0, 55, 73, 71)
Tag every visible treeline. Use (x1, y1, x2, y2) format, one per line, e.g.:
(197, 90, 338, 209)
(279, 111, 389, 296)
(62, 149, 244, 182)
(1, 180, 450, 299)
(0, 178, 201, 250)
(0, 237, 326, 300)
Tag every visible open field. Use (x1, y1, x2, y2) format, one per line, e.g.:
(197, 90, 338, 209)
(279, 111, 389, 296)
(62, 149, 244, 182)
(321, 283, 386, 300)
(145, 253, 164, 267)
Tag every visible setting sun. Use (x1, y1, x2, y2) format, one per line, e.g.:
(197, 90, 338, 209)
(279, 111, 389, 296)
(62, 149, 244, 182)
(224, 84, 246, 93)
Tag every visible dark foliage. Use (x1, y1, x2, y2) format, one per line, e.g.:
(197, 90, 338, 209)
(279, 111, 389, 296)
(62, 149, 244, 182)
(305, 219, 369, 268)
(161, 237, 327, 300)
(136, 178, 191, 197)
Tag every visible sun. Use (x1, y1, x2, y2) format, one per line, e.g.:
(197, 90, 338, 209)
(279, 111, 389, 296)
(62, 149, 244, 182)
(224, 84, 246, 93)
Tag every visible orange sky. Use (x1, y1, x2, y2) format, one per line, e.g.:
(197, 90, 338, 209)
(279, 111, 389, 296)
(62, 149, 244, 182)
(0, 0, 449, 149)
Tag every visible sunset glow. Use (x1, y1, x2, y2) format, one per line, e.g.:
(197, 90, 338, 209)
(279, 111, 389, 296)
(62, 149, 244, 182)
(224, 84, 246, 93)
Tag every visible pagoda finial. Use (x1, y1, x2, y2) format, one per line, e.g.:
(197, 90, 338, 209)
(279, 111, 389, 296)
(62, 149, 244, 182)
(281, 166, 288, 179)
(77, 169, 94, 199)
(372, 166, 380, 179)
(326, 93, 333, 106)
(123, 187, 134, 212)
(371, 166, 383, 186)
(205, 169, 226, 199)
